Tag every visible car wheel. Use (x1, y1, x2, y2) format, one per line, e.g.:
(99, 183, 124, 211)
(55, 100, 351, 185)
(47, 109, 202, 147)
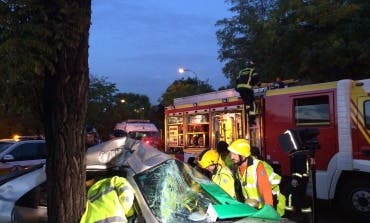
(339, 179, 370, 221)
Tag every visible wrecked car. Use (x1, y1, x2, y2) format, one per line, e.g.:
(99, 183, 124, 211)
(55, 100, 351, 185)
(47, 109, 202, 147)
(0, 137, 290, 222)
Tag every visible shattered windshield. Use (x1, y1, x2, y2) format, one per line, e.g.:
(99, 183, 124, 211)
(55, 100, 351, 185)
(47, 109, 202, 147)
(135, 159, 218, 222)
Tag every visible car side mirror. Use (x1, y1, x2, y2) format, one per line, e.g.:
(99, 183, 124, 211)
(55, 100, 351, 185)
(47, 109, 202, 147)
(3, 154, 15, 161)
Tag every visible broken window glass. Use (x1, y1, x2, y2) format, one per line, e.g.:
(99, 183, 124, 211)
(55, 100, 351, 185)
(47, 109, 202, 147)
(135, 159, 218, 222)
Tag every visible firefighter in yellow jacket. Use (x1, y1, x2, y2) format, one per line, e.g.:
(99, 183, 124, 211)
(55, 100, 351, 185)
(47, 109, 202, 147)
(228, 139, 273, 209)
(251, 146, 286, 216)
(80, 176, 135, 223)
(197, 149, 236, 198)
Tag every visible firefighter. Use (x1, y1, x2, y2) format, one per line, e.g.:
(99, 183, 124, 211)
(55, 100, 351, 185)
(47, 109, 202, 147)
(235, 61, 259, 112)
(251, 146, 286, 216)
(197, 149, 236, 198)
(80, 176, 135, 223)
(270, 76, 286, 89)
(286, 153, 312, 213)
(228, 139, 273, 209)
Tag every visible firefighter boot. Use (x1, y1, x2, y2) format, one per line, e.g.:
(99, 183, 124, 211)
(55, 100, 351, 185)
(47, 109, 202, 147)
(285, 194, 294, 211)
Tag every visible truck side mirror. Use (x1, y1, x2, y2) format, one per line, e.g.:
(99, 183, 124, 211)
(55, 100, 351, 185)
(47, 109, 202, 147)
(278, 128, 320, 155)
(278, 130, 299, 154)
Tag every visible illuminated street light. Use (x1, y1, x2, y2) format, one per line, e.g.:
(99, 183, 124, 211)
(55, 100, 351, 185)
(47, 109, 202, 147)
(178, 67, 199, 84)
(134, 107, 145, 119)
(120, 99, 126, 103)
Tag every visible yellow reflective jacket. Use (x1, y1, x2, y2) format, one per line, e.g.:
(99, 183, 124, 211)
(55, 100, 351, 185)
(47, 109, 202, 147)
(236, 67, 255, 89)
(260, 161, 281, 193)
(260, 160, 286, 217)
(212, 164, 235, 198)
(80, 176, 135, 223)
(238, 159, 264, 208)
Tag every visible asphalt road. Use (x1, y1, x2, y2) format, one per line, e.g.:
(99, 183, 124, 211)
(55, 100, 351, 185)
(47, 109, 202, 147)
(315, 200, 350, 223)
(285, 200, 364, 223)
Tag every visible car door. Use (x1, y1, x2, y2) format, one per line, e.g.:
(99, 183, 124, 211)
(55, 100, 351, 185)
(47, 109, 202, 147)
(4, 142, 46, 167)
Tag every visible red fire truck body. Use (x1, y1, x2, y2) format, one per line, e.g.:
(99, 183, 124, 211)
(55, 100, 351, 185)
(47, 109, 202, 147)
(164, 79, 370, 218)
(262, 80, 370, 209)
(264, 81, 343, 174)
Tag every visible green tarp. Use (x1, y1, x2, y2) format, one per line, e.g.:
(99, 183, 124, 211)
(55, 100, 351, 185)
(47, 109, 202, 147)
(201, 183, 281, 221)
(212, 203, 258, 219)
(200, 182, 240, 205)
(250, 205, 281, 220)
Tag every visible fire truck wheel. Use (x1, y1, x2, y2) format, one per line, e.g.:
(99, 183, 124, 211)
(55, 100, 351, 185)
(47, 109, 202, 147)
(339, 179, 370, 221)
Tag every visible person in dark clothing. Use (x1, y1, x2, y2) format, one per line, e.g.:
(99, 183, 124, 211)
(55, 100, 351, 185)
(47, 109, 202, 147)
(286, 153, 311, 213)
(187, 157, 196, 167)
(86, 125, 100, 148)
(270, 77, 286, 89)
(216, 141, 229, 160)
(216, 141, 233, 168)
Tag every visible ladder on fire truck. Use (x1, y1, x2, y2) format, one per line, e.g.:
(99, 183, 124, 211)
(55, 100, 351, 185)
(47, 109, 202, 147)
(249, 78, 300, 110)
(246, 78, 299, 150)
(257, 79, 299, 89)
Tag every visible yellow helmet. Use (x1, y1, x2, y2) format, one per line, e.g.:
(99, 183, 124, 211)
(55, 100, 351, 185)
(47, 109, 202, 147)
(228, 139, 251, 157)
(198, 149, 220, 169)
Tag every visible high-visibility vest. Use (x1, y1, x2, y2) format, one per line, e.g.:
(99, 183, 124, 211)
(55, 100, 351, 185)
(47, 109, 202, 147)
(236, 67, 254, 89)
(238, 159, 264, 208)
(261, 161, 281, 194)
(260, 161, 286, 216)
(80, 176, 135, 223)
(212, 165, 236, 198)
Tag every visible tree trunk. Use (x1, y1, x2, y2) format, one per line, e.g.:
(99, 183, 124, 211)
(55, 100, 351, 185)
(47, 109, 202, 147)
(42, 1, 91, 222)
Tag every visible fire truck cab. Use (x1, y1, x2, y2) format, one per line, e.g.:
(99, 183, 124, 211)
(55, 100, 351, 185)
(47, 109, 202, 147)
(261, 79, 370, 220)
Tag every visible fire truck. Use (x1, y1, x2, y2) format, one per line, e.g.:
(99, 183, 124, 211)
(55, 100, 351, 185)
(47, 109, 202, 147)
(164, 79, 370, 219)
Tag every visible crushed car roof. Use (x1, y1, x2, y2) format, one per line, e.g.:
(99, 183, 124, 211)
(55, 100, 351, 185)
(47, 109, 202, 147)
(86, 137, 172, 174)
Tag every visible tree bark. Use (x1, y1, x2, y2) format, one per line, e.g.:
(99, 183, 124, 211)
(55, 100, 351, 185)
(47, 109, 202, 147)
(42, 0, 91, 222)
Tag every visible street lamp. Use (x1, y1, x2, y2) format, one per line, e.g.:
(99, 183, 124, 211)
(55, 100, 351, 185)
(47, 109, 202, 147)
(134, 107, 145, 119)
(178, 67, 199, 84)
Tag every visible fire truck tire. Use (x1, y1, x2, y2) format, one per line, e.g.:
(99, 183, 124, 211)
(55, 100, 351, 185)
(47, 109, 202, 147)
(338, 179, 370, 221)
